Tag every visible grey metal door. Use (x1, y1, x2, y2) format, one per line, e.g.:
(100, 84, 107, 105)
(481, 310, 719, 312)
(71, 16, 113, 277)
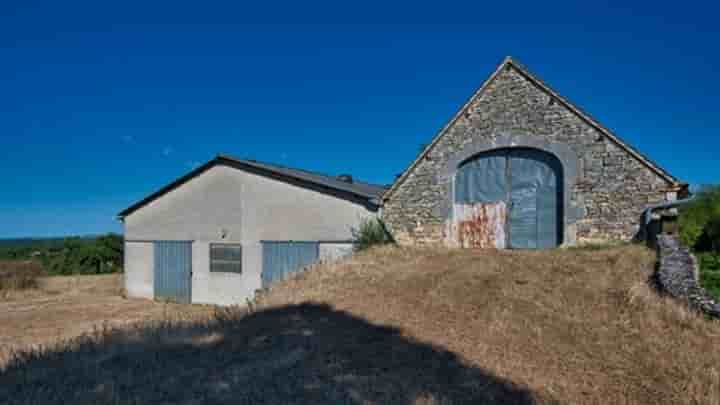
(262, 241, 319, 287)
(508, 149, 560, 249)
(454, 148, 561, 249)
(154, 241, 192, 303)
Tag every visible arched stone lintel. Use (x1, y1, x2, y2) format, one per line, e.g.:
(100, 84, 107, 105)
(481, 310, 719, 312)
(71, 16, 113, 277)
(434, 131, 584, 245)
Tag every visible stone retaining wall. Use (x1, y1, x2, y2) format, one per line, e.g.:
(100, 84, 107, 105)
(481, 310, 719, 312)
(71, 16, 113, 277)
(656, 235, 720, 318)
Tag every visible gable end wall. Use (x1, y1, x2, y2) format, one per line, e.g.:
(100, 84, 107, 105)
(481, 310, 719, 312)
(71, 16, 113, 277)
(383, 65, 676, 246)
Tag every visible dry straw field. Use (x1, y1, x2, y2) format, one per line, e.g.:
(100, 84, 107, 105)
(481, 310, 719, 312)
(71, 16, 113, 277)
(0, 260, 45, 294)
(1, 245, 719, 404)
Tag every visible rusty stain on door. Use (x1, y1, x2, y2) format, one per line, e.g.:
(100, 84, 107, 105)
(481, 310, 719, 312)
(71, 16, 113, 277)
(446, 150, 508, 249)
(446, 202, 507, 248)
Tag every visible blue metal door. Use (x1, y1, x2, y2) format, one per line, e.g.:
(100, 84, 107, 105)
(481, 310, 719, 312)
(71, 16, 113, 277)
(154, 241, 192, 303)
(508, 149, 560, 249)
(262, 241, 319, 287)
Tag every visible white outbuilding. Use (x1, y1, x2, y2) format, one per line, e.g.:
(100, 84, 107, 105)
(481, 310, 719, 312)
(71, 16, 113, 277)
(118, 155, 383, 306)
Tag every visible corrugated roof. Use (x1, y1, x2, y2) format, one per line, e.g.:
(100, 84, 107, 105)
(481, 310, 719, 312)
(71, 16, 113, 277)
(117, 154, 386, 218)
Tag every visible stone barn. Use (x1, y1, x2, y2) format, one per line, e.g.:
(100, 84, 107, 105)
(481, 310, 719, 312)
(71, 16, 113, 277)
(382, 57, 687, 248)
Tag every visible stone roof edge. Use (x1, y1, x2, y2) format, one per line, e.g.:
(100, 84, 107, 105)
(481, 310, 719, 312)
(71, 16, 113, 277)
(506, 57, 681, 187)
(383, 56, 684, 201)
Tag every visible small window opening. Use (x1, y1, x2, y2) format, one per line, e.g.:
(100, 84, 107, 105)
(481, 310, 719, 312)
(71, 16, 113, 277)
(210, 244, 242, 273)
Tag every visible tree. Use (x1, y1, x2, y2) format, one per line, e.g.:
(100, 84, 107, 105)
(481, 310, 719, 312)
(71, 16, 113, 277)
(96, 233, 123, 271)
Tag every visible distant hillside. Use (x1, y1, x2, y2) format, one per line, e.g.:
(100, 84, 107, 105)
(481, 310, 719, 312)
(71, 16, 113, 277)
(0, 236, 99, 249)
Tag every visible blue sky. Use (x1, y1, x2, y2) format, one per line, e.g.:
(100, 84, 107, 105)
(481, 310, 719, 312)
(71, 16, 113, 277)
(1, 1, 718, 238)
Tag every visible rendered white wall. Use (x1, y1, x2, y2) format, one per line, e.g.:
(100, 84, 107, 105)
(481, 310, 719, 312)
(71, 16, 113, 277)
(124, 242, 153, 299)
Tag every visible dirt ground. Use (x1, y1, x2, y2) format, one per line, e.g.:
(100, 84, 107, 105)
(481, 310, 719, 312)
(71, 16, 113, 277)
(0, 274, 212, 365)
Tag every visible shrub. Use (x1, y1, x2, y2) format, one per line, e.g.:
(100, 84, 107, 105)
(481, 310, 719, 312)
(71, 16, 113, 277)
(0, 260, 45, 291)
(351, 217, 393, 251)
(41, 234, 124, 275)
(679, 185, 720, 252)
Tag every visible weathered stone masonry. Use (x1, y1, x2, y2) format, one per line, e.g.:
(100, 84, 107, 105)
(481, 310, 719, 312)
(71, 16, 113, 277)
(656, 235, 720, 318)
(382, 58, 685, 246)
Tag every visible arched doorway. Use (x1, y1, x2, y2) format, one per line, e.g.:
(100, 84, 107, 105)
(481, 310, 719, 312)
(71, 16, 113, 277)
(451, 148, 563, 249)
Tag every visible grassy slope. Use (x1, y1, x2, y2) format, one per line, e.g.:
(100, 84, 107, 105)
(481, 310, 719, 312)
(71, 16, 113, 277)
(2, 245, 720, 404)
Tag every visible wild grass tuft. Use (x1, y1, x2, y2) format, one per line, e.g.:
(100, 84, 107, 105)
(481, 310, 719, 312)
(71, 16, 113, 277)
(351, 217, 393, 251)
(0, 260, 44, 292)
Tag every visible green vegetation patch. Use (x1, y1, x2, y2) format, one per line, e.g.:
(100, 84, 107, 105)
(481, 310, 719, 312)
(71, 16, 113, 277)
(697, 252, 720, 299)
(679, 185, 720, 299)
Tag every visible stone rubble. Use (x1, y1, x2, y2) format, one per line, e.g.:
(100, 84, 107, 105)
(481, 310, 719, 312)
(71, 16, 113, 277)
(656, 235, 720, 319)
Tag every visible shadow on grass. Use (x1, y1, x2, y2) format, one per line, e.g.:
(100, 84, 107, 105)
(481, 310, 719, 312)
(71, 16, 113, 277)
(1, 303, 545, 404)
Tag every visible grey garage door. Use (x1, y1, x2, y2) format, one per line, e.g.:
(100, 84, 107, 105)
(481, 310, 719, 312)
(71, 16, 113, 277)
(153, 241, 192, 303)
(262, 241, 319, 287)
(455, 148, 562, 249)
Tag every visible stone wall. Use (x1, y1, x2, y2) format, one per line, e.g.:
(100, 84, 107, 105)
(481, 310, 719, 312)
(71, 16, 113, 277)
(383, 62, 679, 246)
(656, 235, 720, 318)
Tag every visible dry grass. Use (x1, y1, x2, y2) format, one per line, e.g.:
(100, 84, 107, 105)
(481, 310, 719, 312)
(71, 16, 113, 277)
(2, 245, 720, 404)
(0, 260, 45, 293)
(259, 244, 720, 404)
(0, 274, 213, 366)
